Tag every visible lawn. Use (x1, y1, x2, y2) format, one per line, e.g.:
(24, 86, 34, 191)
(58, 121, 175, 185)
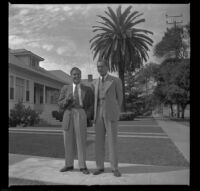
(9, 132, 189, 167)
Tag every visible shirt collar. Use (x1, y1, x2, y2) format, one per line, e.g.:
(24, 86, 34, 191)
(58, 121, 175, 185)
(100, 73, 108, 81)
(73, 83, 80, 89)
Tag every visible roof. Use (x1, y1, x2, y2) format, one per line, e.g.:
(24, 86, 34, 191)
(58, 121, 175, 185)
(10, 48, 44, 61)
(49, 70, 72, 84)
(9, 50, 69, 85)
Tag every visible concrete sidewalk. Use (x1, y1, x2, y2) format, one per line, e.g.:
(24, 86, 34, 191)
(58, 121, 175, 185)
(153, 114, 190, 163)
(9, 153, 189, 185)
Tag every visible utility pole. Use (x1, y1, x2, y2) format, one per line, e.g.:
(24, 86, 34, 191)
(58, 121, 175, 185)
(166, 14, 183, 119)
(166, 14, 183, 29)
(166, 14, 183, 58)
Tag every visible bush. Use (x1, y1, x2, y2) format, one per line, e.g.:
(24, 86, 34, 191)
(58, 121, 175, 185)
(52, 110, 58, 118)
(9, 101, 40, 127)
(143, 110, 152, 116)
(120, 112, 135, 121)
(52, 110, 63, 122)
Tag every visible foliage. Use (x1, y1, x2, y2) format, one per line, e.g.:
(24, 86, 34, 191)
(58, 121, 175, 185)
(90, 5, 153, 110)
(136, 62, 160, 84)
(152, 58, 190, 118)
(125, 66, 158, 116)
(52, 110, 63, 122)
(9, 101, 40, 127)
(120, 112, 136, 121)
(154, 24, 190, 59)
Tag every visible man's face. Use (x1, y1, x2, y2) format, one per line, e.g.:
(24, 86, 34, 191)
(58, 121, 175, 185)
(71, 69, 81, 84)
(97, 61, 108, 76)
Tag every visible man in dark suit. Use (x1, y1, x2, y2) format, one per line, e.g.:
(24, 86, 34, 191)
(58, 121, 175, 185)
(58, 67, 94, 175)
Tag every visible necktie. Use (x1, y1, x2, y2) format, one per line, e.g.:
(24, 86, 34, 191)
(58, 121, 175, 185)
(74, 85, 80, 105)
(102, 76, 105, 83)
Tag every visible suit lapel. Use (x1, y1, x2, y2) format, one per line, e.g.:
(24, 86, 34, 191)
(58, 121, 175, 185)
(80, 84, 86, 102)
(94, 79, 99, 121)
(103, 75, 114, 94)
(94, 79, 99, 101)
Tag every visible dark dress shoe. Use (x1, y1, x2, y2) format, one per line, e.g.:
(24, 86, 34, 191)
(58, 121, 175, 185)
(60, 166, 74, 172)
(80, 168, 90, 174)
(112, 169, 121, 177)
(93, 169, 104, 175)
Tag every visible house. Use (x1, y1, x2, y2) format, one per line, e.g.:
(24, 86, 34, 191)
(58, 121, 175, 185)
(9, 48, 71, 125)
(49, 70, 73, 84)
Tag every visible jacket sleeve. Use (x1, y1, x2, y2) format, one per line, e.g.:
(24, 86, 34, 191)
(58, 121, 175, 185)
(115, 78, 123, 109)
(86, 86, 94, 120)
(58, 86, 71, 110)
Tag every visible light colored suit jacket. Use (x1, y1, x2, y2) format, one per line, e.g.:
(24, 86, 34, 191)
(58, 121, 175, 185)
(58, 83, 94, 130)
(93, 74, 123, 122)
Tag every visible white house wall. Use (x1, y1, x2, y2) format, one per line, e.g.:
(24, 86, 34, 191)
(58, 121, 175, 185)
(9, 65, 65, 114)
(9, 65, 64, 89)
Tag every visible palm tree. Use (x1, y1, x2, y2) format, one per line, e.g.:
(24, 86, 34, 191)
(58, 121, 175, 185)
(90, 5, 153, 111)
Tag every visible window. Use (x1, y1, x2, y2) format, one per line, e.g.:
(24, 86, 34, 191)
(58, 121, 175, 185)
(26, 80, 30, 102)
(31, 59, 38, 68)
(9, 76, 14, 100)
(40, 95, 43, 104)
(15, 77, 24, 102)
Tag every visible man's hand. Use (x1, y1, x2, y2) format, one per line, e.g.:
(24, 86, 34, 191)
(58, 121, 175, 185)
(68, 93, 73, 101)
(91, 120, 96, 127)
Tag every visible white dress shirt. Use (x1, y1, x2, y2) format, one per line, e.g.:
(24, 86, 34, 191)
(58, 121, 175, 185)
(100, 73, 108, 82)
(72, 83, 83, 106)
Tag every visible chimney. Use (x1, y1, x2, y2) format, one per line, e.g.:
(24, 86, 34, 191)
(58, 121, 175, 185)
(88, 74, 93, 82)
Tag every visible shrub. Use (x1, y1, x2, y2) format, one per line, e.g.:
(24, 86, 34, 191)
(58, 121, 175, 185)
(120, 112, 135, 121)
(52, 110, 58, 118)
(143, 110, 152, 116)
(52, 110, 63, 122)
(9, 101, 40, 127)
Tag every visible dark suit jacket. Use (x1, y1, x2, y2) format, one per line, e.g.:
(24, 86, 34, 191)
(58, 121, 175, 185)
(58, 83, 94, 127)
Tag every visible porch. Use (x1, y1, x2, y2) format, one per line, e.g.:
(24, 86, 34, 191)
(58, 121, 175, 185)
(34, 83, 60, 113)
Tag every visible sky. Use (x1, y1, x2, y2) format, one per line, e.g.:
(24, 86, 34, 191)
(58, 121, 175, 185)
(9, 3, 190, 79)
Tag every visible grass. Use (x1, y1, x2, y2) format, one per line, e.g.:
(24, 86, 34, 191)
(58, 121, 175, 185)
(9, 132, 189, 167)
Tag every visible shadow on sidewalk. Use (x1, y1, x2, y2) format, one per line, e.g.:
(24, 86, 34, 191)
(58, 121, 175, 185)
(90, 165, 188, 174)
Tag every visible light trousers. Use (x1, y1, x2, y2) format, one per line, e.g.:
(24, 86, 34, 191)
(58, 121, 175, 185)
(63, 108, 87, 169)
(95, 104, 118, 170)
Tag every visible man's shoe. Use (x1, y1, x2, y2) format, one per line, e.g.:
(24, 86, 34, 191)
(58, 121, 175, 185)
(112, 169, 121, 177)
(60, 166, 74, 172)
(93, 169, 104, 175)
(80, 168, 90, 175)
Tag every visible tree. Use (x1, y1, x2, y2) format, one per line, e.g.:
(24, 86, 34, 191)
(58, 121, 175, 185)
(154, 26, 187, 59)
(170, 59, 190, 118)
(152, 58, 190, 118)
(135, 62, 159, 94)
(90, 5, 153, 110)
(125, 64, 159, 116)
(153, 23, 190, 118)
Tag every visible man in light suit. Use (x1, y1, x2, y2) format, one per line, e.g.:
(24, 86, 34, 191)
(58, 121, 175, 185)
(92, 60, 123, 177)
(58, 67, 94, 174)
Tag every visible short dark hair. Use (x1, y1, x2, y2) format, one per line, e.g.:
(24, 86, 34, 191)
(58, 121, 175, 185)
(70, 67, 81, 75)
